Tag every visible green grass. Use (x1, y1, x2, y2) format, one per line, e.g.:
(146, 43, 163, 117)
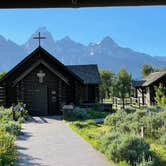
(70, 121, 112, 150)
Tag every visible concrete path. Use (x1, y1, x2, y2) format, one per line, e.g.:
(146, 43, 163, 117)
(15, 116, 115, 166)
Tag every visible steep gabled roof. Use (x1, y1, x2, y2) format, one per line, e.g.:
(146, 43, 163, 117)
(0, 47, 83, 83)
(132, 71, 166, 87)
(67, 64, 101, 84)
(142, 71, 166, 86)
(0, 47, 101, 85)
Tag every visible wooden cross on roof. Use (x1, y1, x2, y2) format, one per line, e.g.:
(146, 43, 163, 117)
(33, 32, 46, 47)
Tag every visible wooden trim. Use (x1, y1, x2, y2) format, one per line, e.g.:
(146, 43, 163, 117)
(0, 0, 165, 8)
(13, 60, 69, 86)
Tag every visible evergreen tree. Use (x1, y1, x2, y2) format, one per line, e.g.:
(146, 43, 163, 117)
(141, 64, 153, 78)
(116, 68, 131, 108)
(99, 70, 115, 100)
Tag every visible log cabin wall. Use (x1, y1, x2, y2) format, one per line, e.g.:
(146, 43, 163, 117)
(0, 86, 6, 106)
(14, 64, 76, 115)
(6, 85, 16, 107)
(79, 84, 99, 103)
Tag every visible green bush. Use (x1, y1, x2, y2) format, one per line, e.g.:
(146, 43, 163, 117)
(124, 108, 136, 114)
(160, 133, 166, 145)
(104, 110, 126, 126)
(0, 106, 29, 122)
(115, 135, 152, 165)
(63, 107, 89, 121)
(100, 130, 122, 153)
(0, 130, 17, 166)
(86, 119, 96, 125)
(86, 108, 109, 119)
(0, 108, 13, 120)
(100, 132, 153, 165)
(147, 106, 164, 113)
(73, 107, 88, 120)
(0, 121, 21, 136)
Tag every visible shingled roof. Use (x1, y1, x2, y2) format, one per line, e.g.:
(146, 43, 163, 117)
(132, 71, 166, 87)
(67, 64, 101, 84)
(131, 80, 146, 87)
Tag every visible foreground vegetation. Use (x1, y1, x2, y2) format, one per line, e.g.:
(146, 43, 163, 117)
(0, 106, 28, 165)
(63, 106, 111, 121)
(70, 106, 166, 166)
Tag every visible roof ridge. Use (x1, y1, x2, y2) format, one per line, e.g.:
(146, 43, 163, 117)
(67, 64, 97, 67)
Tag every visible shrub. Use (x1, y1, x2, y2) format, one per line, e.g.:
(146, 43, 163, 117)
(86, 119, 96, 125)
(101, 132, 153, 165)
(63, 107, 89, 121)
(125, 107, 136, 114)
(0, 121, 21, 136)
(160, 133, 166, 145)
(86, 108, 109, 119)
(99, 130, 122, 153)
(133, 109, 147, 122)
(104, 110, 126, 126)
(0, 106, 29, 122)
(0, 108, 13, 120)
(147, 106, 164, 113)
(0, 130, 17, 165)
(15, 109, 29, 122)
(73, 121, 86, 129)
(73, 107, 88, 120)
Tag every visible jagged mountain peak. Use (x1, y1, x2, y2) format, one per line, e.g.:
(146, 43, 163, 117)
(35, 26, 48, 33)
(99, 36, 119, 48)
(23, 27, 56, 53)
(0, 27, 165, 78)
(61, 36, 72, 41)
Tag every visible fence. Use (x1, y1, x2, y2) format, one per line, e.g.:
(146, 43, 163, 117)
(112, 96, 146, 109)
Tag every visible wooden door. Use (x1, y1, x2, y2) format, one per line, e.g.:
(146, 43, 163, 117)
(31, 84, 48, 116)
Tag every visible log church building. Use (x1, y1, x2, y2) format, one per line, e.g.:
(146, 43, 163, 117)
(0, 44, 101, 116)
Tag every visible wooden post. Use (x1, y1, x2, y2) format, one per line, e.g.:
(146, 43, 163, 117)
(116, 97, 117, 109)
(130, 97, 132, 106)
(122, 98, 125, 109)
(141, 126, 144, 138)
(138, 97, 140, 108)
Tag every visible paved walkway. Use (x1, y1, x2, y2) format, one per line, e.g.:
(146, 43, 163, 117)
(15, 116, 115, 166)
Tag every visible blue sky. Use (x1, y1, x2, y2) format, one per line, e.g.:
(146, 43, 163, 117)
(0, 6, 166, 56)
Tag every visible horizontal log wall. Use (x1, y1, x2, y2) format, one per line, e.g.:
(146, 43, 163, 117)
(0, 87, 5, 106)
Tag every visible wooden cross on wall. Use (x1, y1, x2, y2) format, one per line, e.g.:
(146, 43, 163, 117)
(33, 32, 46, 47)
(37, 70, 46, 83)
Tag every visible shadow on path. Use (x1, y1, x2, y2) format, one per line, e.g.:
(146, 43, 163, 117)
(15, 152, 49, 166)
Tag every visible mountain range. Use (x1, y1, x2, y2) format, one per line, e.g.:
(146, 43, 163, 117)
(0, 27, 165, 78)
